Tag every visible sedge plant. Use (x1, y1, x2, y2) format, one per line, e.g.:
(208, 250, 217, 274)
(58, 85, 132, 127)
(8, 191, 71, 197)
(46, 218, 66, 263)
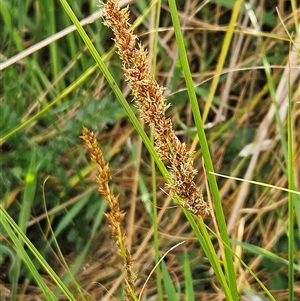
(61, 0, 240, 299)
(1, 0, 299, 300)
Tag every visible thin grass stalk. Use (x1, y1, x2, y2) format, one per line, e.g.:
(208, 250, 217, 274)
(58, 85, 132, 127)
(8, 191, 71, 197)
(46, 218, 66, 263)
(290, 0, 300, 32)
(250, 13, 298, 300)
(183, 251, 195, 301)
(150, 132, 163, 301)
(287, 56, 295, 301)
(150, 2, 163, 300)
(185, 214, 233, 300)
(41, 189, 87, 300)
(167, 0, 239, 298)
(202, 0, 243, 123)
(205, 227, 277, 301)
(260, 45, 288, 162)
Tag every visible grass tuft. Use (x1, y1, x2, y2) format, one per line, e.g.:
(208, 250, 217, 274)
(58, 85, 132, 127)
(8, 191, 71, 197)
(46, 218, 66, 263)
(1, 0, 299, 300)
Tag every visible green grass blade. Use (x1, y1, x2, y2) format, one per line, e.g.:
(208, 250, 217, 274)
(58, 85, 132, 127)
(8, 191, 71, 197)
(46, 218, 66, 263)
(186, 214, 232, 300)
(161, 260, 180, 301)
(0, 207, 58, 301)
(248, 10, 299, 301)
(287, 51, 295, 301)
(231, 240, 300, 272)
(11, 147, 37, 299)
(202, 227, 277, 301)
(0, 207, 78, 301)
(167, 0, 239, 299)
(183, 251, 195, 301)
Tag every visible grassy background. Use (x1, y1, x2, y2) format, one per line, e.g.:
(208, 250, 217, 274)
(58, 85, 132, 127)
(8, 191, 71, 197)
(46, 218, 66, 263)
(1, 0, 299, 300)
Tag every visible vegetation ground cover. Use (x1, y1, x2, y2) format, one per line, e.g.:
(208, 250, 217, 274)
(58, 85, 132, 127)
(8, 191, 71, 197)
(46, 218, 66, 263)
(1, 0, 299, 300)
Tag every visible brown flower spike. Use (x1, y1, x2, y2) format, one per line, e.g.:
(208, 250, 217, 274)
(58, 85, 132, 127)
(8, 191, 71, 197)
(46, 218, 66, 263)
(102, 0, 210, 217)
(81, 127, 136, 300)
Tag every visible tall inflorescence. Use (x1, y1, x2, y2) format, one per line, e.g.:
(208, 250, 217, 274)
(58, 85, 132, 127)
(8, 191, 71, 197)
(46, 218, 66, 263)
(81, 127, 137, 301)
(102, 0, 210, 217)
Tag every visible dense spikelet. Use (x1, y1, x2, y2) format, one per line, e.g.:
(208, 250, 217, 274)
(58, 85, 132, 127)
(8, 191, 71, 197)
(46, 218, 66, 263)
(102, 0, 210, 217)
(81, 126, 136, 301)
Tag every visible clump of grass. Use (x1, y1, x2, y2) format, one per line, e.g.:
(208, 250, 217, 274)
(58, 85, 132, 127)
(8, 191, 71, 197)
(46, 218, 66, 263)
(1, 0, 298, 300)
(102, 0, 209, 217)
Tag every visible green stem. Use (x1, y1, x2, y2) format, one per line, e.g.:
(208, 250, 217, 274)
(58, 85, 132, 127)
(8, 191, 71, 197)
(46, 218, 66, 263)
(167, 0, 239, 299)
